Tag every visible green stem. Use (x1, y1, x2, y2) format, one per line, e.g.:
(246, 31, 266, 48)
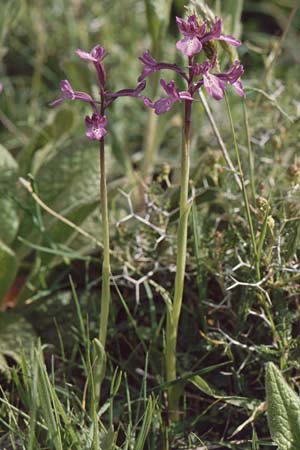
(99, 137, 111, 348)
(166, 100, 191, 421)
(93, 136, 111, 405)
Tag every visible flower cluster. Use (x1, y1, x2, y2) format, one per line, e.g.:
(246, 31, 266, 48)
(139, 15, 244, 115)
(50, 46, 146, 141)
(51, 13, 244, 136)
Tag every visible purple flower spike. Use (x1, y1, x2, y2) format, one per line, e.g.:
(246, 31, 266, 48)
(176, 15, 206, 57)
(85, 113, 107, 141)
(0, 83, 3, 93)
(76, 46, 106, 63)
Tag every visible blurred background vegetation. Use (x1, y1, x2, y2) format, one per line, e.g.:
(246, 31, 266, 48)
(0, 0, 300, 448)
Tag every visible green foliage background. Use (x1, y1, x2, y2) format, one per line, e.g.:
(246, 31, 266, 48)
(0, 0, 300, 448)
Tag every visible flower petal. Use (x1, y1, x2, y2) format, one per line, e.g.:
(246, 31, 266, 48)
(153, 97, 176, 115)
(85, 113, 107, 141)
(218, 34, 241, 47)
(232, 80, 245, 97)
(203, 73, 226, 100)
(143, 96, 155, 108)
(90, 45, 106, 62)
(176, 36, 202, 57)
(60, 80, 75, 99)
(76, 49, 97, 62)
(160, 79, 180, 100)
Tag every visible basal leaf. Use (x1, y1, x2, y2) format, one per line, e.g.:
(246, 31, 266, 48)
(16, 138, 103, 259)
(0, 144, 19, 244)
(266, 362, 300, 450)
(0, 196, 19, 245)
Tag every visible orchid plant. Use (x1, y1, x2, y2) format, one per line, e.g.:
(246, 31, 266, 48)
(138, 13, 244, 419)
(51, 11, 244, 419)
(51, 46, 146, 403)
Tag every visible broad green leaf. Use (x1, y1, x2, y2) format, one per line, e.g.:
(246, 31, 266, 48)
(0, 144, 19, 245)
(16, 139, 103, 260)
(266, 362, 300, 450)
(0, 195, 19, 245)
(35, 139, 101, 210)
(51, 108, 76, 138)
(0, 240, 17, 303)
(0, 312, 36, 379)
(18, 108, 77, 177)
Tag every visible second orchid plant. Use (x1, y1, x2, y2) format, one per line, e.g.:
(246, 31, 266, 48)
(51, 12, 244, 418)
(139, 13, 244, 419)
(51, 46, 146, 402)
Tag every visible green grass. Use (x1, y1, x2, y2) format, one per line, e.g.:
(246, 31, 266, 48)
(0, 0, 300, 448)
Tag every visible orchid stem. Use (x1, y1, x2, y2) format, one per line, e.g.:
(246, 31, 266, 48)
(94, 136, 111, 404)
(166, 99, 191, 421)
(99, 137, 111, 347)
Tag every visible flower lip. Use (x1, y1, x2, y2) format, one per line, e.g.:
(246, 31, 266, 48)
(85, 113, 107, 141)
(143, 79, 194, 115)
